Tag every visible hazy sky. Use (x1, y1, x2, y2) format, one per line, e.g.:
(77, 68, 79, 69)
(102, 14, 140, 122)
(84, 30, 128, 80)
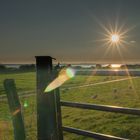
(1, 0, 140, 64)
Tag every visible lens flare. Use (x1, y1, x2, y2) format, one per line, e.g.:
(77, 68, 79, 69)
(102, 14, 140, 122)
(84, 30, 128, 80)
(24, 100, 28, 108)
(44, 67, 75, 93)
(66, 68, 75, 78)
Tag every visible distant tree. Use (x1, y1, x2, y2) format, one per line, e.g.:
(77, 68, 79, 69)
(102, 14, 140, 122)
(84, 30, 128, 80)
(96, 64, 102, 69)
(134, 64, 140, 69)
(19, 64, 35, 71)
(90, 66, 95, 69)
(103, 65, 111, 69)
(121, 64, 140, 69)
(120, 65, 127, 69)
(74, 66, 82, 69)
(0, 64, 6, 71)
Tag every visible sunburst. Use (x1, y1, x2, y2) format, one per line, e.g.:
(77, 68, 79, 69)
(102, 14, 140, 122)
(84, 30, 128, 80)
(98, 22, 134, 48)
(111, 34, 120, 43)
(92, 21, 136, 62)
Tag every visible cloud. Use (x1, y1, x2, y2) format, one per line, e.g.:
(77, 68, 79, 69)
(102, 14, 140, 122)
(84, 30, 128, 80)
(130, 40, 136, 44)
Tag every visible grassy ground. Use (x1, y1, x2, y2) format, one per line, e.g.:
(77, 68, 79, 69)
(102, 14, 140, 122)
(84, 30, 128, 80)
(61, 76, 140, 140)
(0, 72, 140, 139)
(0, 72, 36, 95)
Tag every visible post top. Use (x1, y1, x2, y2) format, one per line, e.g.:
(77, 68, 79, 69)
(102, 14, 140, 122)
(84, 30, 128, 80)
(35, 56, 56, 60)
(35, 56, 56, 68)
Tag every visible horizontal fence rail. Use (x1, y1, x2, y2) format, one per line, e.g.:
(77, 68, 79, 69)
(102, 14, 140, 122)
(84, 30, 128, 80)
(61, 101, 140, 116)
(63, 126, 128, 140)
(61, 101, 140, 139)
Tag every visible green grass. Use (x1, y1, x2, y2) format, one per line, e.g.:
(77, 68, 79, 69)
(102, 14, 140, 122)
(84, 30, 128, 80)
(0, 72, 140, 139)
(0, 72, 36, 95)
(61, 76, 140, 140)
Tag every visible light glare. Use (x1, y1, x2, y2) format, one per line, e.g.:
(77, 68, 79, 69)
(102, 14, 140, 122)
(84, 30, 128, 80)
(45, 68, 75, 93)
(24, 100, 28, 108)
(111, 34, 120, 43)
(111, 64, 121, 68)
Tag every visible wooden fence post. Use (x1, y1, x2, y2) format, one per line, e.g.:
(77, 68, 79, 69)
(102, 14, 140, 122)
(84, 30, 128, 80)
(36, 56, 63, 140)
(55, 85, 63, 140)
(4, 79, 26, 140)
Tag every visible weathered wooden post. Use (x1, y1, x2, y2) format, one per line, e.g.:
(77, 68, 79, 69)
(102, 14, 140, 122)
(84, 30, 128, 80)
(4, 79, 26, 140)
(36, 56, 63, 140)
(55, 88, 63, 140)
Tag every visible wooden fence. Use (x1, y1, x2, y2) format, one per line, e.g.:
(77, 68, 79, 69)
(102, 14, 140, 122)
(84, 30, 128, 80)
(3, 56, 140, 140)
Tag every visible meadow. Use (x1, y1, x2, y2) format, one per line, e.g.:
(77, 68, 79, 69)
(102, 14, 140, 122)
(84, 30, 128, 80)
(0, 71, 140, 140)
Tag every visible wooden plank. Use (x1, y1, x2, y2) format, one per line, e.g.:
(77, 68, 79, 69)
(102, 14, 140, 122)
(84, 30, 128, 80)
(63, 126, 128, 140)
(4, 79, 26, 140)
(61, 101, 140, 116)
(36, 56, 63, 140)
(55, 88, 63, 140)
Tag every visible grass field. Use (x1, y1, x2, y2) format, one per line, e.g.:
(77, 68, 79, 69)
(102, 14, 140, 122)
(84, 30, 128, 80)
(0, 72, 140, 140)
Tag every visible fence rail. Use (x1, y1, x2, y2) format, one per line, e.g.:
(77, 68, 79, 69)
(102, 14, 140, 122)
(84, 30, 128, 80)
(63, 126, 128, 140)
(61, 101, 140, 116)
(61, 101, 140, 140)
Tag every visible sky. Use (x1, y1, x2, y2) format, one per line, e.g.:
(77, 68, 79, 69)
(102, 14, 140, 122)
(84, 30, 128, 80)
(0, 0, 140, 64)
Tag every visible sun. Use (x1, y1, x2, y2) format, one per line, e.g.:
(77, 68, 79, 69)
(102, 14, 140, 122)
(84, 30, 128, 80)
(91, 20, 135, 64)
(111, 34, 120, 43)
(96, 22, 133, 48)
(102, 30, 125, 47)
(103, 29, 125, 47)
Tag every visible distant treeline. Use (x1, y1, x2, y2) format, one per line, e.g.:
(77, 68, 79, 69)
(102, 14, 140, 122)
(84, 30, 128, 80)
(0, 64, 35, 73)
(73, 64, 140, 69)
(0, 64, 140, 73)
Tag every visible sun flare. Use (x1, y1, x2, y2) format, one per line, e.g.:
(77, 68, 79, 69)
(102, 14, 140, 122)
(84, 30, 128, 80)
(96, 21, 134, 48)
(111, 64, 121, 68)
(111, 34, 120, 43)
(103, 29, 125, 47)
